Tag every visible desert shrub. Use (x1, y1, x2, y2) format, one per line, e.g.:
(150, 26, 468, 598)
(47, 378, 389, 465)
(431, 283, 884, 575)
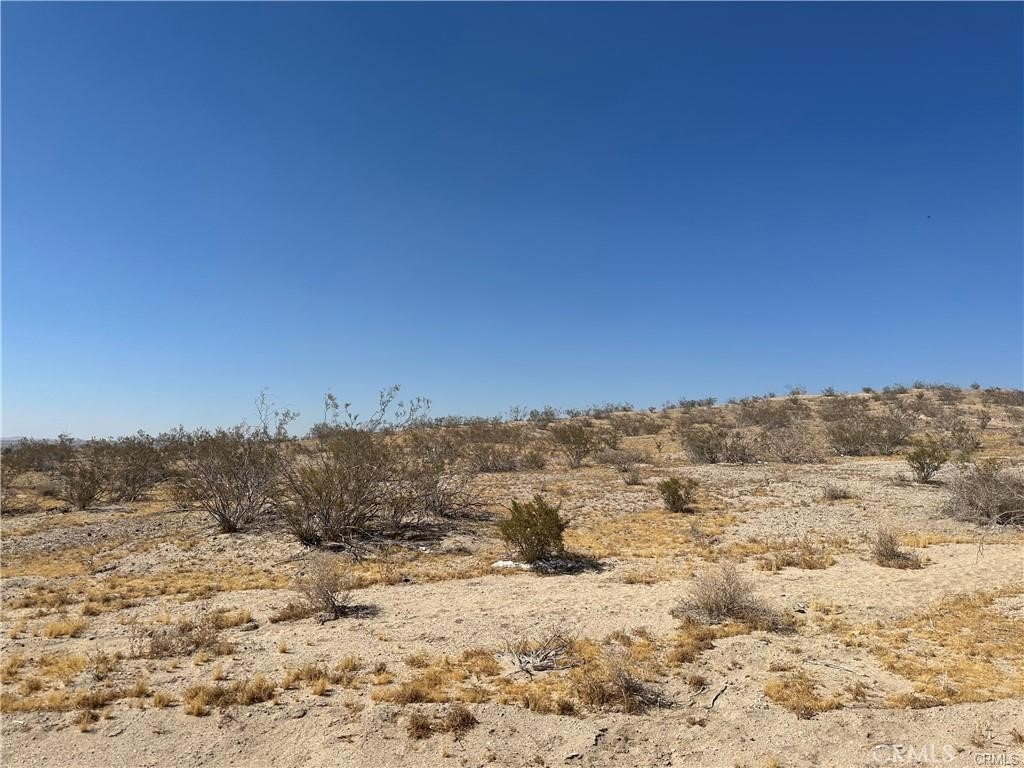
(981, 388, 1024, 407)
(657, 477, 699, 513)
(904, 434, 949, 483)
(673, 566, 789, 631)
(294, 554, 352, 620)
(736, 397, 809, 429)
(976, 410, 992, 430)
(935, 413, 981, 459)
(758, 424, 826, 464)
(130, 615, 234, 659)
(942, 461, 1024, 525)
(517, 448, 548, 470)
(608, 413, 663, 436)
(1, 435, 76, 474)
(871, 529, 921, 569)
(278, 425, 474, 546)
(498, 495, 567, 563)
(175, 426, 281, 533)
(720, 430, 757, 463)
(679, 424, 725, 463)
(57, 447, 110, 510)
(596, 449, 644, 474)
(528, 406, 560, 428)
(95, 434, 168, 501)
(549, 421, 601, 468)
(1, 464, 29, 514)
(461, 422, 528, 472)
(822, 398, 914, 456)
(679, 425, 754, 464)
(821, 482, 853, 501)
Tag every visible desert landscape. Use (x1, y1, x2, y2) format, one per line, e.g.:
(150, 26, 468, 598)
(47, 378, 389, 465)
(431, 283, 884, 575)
(0, 383, 1021, 768)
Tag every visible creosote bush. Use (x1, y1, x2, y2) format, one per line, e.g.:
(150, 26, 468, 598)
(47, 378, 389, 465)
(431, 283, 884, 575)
(904, 434, 949, 483)
(498, 495, 568, 563)
(57, 455, 108, 511)
(657, 477, 699, 513)
(175, 426, 281, 533)
(549, 421, 601, 469)
(821, 398, 915, 456)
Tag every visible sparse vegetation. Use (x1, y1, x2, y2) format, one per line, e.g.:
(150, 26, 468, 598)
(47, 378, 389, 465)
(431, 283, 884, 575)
(3, 382, 1020, 765)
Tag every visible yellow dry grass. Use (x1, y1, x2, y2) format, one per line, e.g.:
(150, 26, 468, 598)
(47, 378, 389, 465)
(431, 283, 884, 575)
(566, 508, 735, 559)
(763, 671, 843, 718)
(848, 587, 1024, 706)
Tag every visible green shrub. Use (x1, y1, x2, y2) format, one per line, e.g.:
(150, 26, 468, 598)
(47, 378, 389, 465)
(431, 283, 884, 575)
(657, 477, 699, 513)
(904, 434, 949, 483)
(498, 495, 568, 563)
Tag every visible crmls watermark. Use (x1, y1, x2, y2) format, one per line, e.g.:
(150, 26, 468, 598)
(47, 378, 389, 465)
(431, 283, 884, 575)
(870, 745, 1024, 766)
(871, 744, 956, 764)
(975, 755, 1023, 766)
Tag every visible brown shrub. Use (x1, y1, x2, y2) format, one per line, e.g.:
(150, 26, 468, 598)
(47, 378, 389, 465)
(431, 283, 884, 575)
(673, 566, 791, 631)
(294, 554, 352, 619)
(942, 461, 1024, 525)
(871, 529, 922, 569)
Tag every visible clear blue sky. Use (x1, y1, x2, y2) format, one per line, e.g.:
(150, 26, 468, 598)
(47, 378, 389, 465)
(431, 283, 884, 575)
(2, 2, 1022, 438)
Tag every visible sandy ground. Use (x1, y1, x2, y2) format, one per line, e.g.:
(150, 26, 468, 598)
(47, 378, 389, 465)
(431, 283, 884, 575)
(2, 397, 1023, 768)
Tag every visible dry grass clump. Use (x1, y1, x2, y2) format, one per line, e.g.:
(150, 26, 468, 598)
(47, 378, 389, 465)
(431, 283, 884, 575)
(182, 675, 276, 716)
(751, 536, 837, 571)
(870, 529, 922, 569)
(269, 601, 317, 623)
(763, 672, 842, 718)
(280, 659, 362, 693)
(40, 616, 88, 638)
(666, 618, 750, 664)
(0, 684, 126, 714)
(129, 615, 234, 659)
(821, 482, 854, 501)
(855, 588, 1024, 706)
(673, 566, 792, 631)
(567, 509, 733, 560)
(406, 704, 479, 740)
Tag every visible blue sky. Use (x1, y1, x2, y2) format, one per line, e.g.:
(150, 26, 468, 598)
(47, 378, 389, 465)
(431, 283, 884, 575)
(3, 2, 1022, 438)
